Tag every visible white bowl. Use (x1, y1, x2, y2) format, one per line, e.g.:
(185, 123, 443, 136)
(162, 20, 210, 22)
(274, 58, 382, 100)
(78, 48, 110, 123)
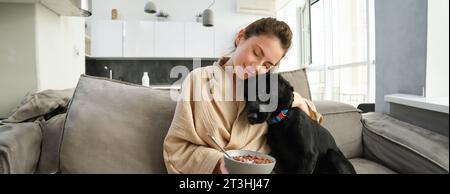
(224, 150, 276, 174)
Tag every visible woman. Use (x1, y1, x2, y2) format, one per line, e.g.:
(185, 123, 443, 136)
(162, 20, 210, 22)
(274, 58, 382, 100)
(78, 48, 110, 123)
(163, 18, 322, 174)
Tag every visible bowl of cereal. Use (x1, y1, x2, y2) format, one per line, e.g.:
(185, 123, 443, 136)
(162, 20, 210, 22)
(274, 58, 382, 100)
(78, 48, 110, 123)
(224, 150, 276, 174)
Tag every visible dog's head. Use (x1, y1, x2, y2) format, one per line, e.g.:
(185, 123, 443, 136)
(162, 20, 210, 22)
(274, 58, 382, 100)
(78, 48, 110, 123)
(244, 73, 294, 124)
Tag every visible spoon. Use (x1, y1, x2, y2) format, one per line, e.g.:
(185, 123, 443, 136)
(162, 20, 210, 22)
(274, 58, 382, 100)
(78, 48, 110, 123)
(208, 134, 232, 159)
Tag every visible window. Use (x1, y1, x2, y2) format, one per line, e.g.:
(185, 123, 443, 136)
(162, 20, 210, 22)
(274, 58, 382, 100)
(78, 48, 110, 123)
(306, 0, 375, 107)
(426, 0, 449, 98)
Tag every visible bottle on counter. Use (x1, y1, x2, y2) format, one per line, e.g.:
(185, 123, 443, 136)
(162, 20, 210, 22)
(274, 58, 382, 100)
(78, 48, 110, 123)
(142, 72, 150, 87)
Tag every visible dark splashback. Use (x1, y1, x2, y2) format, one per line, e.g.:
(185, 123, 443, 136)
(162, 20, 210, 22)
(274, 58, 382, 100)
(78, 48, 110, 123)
(85, 59, 217, 85)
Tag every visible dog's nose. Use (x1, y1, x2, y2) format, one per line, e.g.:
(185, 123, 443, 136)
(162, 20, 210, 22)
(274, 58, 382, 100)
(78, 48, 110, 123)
(247, 113, 259, 123)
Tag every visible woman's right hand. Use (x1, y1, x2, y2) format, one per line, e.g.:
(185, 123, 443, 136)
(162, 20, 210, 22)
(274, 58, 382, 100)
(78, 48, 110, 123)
(213, 157, 229, 174)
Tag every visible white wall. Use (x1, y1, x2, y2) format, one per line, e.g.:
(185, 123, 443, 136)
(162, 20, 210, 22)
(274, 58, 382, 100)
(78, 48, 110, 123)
(277, 0, 304, 72)
(87, 0, 267, 30)
(86, 0, 274, 57)
(276, 0, 304, 72)
(426, 0, 449, 98)
(0, 3, 38, 118)
(89, 0, 265, 22)
(88, 0, 303, 70)
(35, 4, 85, 91)
(0, 2, 85, 117)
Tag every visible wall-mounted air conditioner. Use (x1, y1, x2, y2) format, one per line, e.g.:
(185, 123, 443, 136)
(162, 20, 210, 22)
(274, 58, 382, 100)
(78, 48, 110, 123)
(236, 0, 276, 16)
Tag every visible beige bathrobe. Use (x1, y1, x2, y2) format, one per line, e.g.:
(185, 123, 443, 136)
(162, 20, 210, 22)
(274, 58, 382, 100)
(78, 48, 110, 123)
(163, 58, 322, 174)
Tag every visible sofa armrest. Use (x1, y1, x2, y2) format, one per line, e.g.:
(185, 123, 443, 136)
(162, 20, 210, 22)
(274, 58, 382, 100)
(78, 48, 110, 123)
(362, 113, 449, 174)
(0, 122, 42, 173)
(313, 100, 363, 159)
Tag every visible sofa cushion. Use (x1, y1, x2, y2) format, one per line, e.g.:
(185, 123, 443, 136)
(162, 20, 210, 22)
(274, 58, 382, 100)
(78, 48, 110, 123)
(349, 158, 396, 174)
(0, 122, 42, 173)
(314, 100, 363, 158)
(279, 68, 311, 100)
(60, 75, 176, 173)
(362, 113, 449, 174)
(37, 113, 66, 174)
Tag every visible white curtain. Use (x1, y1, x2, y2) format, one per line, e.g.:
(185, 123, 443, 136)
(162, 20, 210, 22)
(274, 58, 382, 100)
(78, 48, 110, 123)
(307, 0, 375, 107)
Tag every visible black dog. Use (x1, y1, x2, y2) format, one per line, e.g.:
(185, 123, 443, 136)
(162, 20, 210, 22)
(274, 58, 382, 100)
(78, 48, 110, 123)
(244, 73, 356, 174)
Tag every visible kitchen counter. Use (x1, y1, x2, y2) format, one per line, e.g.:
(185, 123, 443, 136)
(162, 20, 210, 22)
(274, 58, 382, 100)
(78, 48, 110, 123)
(151, 84, 181, 90)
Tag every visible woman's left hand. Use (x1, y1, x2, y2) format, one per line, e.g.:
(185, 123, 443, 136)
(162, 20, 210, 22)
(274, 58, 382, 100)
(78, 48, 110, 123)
(213, 157, 229, 174)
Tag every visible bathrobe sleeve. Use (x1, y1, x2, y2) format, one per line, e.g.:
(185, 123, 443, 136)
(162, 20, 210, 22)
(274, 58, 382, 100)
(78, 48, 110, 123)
(163, 71, 222, 174)
(292, 92, 323, 124)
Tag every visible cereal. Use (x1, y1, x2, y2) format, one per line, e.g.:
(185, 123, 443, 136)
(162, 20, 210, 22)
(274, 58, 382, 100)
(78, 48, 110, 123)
(232, 155, 273, 164)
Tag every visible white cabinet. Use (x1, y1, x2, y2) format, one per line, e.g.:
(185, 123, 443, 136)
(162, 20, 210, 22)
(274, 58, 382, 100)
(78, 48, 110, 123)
(91, 20, 123, 57)
(89, 20, 242, 58)
(185, 22, 214, 58)
(124, 21, 155, 57)
(214, 23, 240, 58)
(154, 22, 185, 57)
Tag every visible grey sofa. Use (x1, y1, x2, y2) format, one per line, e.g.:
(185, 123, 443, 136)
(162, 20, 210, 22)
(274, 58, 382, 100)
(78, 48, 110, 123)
(1, 69, 448, 174)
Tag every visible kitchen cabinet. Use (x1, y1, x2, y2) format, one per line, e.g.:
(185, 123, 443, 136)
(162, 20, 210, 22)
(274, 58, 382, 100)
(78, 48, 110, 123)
(184, 22, 214, 58)
(154, 22, 185, 57)
(89, 20, 242, 59)
(90, 20, 123, 57)
(124, 21, 155, 57)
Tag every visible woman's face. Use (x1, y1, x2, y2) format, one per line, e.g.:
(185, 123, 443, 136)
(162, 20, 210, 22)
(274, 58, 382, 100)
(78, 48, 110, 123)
(230, 31, 285, 80)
